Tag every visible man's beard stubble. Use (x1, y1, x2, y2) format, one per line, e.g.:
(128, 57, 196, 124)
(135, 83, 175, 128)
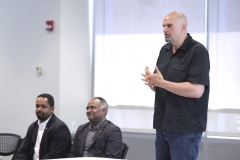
(165, 36, 173, 43)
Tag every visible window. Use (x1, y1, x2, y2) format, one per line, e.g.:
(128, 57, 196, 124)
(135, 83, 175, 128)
(94, 0, 205, 106)
(93, 0, 240, 136)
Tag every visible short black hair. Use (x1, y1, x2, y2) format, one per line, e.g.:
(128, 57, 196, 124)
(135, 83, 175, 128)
(37, 93, 54, 107)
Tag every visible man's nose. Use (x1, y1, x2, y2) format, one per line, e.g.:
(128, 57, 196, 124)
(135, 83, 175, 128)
(86, 108, 91, 113)
(163, 26, 168, 32)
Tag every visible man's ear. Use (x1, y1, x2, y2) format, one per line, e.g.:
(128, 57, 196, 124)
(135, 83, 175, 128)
(51, 106, 55, 113)
(181, 23, 187, 32)
(102, 107, 107, 114)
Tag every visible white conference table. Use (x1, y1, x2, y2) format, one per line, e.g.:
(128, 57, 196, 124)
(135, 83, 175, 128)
(50, 158, 125, 160)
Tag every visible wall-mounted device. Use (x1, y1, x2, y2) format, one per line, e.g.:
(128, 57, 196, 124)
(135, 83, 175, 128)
(36, 67, 42, 75)
(45, 20, 54, 31)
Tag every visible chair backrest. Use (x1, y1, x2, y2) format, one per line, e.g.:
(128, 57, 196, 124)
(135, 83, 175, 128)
(0, 133, 21, 156)
(121, 142, 129, 159)
(11, 137, 26, 160)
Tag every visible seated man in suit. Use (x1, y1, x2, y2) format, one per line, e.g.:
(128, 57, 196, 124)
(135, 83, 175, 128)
(68, 97, 122, 158)
(16, 93, 72, 160)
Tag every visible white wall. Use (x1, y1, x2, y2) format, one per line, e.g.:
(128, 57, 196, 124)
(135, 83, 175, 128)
(0, 0, 60, 136)
(0, 0, 91, 140)
(59, 0, 91, 132)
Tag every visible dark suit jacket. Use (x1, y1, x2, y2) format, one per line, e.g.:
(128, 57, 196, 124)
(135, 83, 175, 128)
(16, 114, 72, 160)
(68, 120, 122, 158)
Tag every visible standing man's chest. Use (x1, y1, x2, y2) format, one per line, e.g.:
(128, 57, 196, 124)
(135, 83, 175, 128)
(157, 48, 194, 82)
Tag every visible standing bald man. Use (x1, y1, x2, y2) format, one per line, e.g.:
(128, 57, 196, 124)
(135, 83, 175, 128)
(142, 12, 210, 160)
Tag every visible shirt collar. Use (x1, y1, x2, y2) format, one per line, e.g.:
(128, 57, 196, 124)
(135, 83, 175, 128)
(166, 33, 192, 52)
(89, 119, 106, 131)
(38, 115, 52, 128)
(178, 33, 192, 51)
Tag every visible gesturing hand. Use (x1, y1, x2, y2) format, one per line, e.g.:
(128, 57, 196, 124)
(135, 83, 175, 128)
(142, 66, 151, 84)
(151, 66, 164, 86)
(142, 66, 164, 89)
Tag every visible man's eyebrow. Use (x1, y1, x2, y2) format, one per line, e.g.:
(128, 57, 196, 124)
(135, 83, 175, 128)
(163, 24, 173, 27)
(36, 104, 45, 106)
(86, 106, 97, 109)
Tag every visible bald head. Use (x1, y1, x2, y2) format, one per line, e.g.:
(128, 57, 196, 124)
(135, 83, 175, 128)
(165, 11, 188, 29)
(162, 11, 188, 47)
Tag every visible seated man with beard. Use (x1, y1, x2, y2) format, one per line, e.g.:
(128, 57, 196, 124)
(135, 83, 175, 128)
(16, 93, 72, 160)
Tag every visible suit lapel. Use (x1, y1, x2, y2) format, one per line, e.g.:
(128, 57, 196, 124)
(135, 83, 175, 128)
(39, 114, 55, 157)
(79, 123, 90, 156)
(41, 114, 55, 142)
(31, 121, 39, 148)
(91, 120, 108, 146)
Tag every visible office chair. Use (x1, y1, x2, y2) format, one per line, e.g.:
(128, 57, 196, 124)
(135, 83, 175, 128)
(0, 133, 21, 157)
(12, 137, 26, 160)
(121, 142, 129, 159)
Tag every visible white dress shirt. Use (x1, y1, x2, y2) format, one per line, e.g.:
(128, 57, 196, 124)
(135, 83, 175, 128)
(33, 115, 52, 160)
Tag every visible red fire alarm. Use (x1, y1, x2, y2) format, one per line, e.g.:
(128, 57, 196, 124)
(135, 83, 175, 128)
(45, 20, 54, 31)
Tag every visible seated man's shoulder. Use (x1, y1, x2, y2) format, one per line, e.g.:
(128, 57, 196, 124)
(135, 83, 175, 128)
(105, 120, 121, 131)
(52, 115, 66, 124)
(50, 115, 70, 130)
(27, 120, 38, 130)
(77, 122, 91, 130)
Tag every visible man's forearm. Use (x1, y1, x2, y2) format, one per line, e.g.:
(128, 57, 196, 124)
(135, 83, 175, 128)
(159, 80, 204, 98)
